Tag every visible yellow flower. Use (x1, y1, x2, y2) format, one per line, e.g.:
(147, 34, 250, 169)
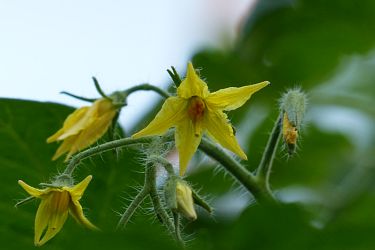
(47, 98, 118, 161)
(18, 175, 98, 246)
(176, 181, 197, 220)
(132, 62, 269, 175)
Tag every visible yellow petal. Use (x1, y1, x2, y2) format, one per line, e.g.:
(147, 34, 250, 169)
(47, 106, 90, 143)
(95, 98, 116, 115)
(175, 119, 203, 176)
(177, 62, 209, 99)
(69, 199, 99, 231)
(204, 110, 247, 160)
(66, 109, 117, 157)
(51, 135, 78, 161)
(206, 81, 270, 111)
(64, 175, 92, 200)
(34, 192, 70, 246)
(18, 180, 45, 198)
(132, 97, 187, 138)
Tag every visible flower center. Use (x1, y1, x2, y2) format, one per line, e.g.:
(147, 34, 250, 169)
(187, 96, 205, 122)
(187, 96, 205, 136)
(50, 191, 70, 213)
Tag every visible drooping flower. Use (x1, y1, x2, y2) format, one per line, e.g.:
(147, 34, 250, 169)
(18, 175, 98, 246)
(132, 62, 269, 175)
(47, 98, 118, 161)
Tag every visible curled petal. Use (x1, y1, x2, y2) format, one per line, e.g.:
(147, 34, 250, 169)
(132, 97, 187, 138)
(204, 110, 247, 160)
(64, 175, 93, 200)
(51, 135, 78, 161)
(18, 180, 45, 198)
(177, 62, 209, 99)
(69, 199, 99, 231)
(66, 110, 116, 157)
(47, 106, 90, 143)
(206, 81, 270, 111)
(175, 119, 203, 175)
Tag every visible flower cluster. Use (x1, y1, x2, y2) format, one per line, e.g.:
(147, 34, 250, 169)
(17, 62, 271, 246)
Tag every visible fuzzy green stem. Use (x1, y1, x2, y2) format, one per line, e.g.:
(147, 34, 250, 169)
(64, 136, 155, 176)
(149, 166, 177, 237)
(199, 137, 276, 204)
(172, 212, 185, 248)
(148, 155, 175, 176)
(192, 190, 213, 213)
(123, 84, 170, 99)
(116, 186, 149, 230)
(256, 113, 283, 190)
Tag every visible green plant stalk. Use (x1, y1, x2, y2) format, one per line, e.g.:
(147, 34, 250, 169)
(148, 155, 175, 175)
(123, 83, 170, 99)
(172, 212, 185, 249)
(116, 186, 150, 230)
(148, 166, 177, 238)
(199, 138, 276, 204)
(60, 91, 97, 102)
(64, 136, 155, 176)
(256, 113, 283, 191)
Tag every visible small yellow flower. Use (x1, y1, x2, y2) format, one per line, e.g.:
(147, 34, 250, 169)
(133, 62, 269, 175)
(18, 175, 98, 246)
(176, 181, 197, 220)
(47, 98, 118, 161)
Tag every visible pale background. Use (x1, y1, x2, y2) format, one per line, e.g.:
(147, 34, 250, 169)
(0, 0, 254, 129)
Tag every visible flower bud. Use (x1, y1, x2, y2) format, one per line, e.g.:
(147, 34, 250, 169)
(176, 181, 197, 220)
(279, 88, 307, 155)
(164, 177, 197, 220)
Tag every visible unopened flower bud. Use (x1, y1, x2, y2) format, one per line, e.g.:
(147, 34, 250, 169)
(176, 181, 197, 220)
(279, 88, 307, 155)
(164, 177, 197, 220)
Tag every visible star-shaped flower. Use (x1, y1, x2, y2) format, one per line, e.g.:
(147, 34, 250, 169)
(47, 98, 118, 161)
(18, 175, 98, 246)
(132, 62, 269, 175)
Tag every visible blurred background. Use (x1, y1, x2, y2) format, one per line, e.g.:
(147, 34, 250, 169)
(1, 0, 375, 249)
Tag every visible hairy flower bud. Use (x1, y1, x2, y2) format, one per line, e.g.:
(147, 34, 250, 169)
(164, 177, 197, 220)
(279, 88, 307, 155)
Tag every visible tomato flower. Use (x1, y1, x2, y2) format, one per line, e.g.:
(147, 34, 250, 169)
(133, 62, 269, 175)
(18, 176, 98, 246)
(47, 98, 118, 161)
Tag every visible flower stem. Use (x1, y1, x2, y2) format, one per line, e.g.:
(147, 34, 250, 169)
(148, 166, 177, 237)
(148, 155, 175, 175)
(199, 137, 276, 204)
(64, 136, 155, 176)
(116, 186, 149, 230)
(123, 84, 170, 99)
(60, 91, 97, 102)
(172, 212, 185, 249)
(255, 113, 283, 190)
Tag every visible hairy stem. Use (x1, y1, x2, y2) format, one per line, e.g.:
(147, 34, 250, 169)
(148, 155, 175, 176)
(124, 84, 170, 99)
(173, 212, 185, 248)
(199, 137, 276, 204)
(256, 113, 283, 191)
(116, 186, 149, 230)
(148, 167, 175, 234)
(64, 136, 155, 175)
